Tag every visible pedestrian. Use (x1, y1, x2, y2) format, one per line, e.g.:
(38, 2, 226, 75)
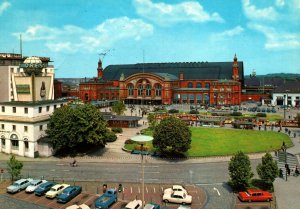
(294, 132, 297, 138)
(288, 130, 291, 136)
(259, 125, 261, 131)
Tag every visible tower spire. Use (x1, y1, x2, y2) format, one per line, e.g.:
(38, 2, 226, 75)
(232, 53, 239, 81)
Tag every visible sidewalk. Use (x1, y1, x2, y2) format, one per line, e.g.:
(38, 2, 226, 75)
(274, 128, 300, 209)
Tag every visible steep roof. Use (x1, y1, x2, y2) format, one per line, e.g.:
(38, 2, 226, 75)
(103, 62, 244, 81)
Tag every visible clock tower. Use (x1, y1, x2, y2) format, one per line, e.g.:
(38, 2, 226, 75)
(232, 54, 239, 81)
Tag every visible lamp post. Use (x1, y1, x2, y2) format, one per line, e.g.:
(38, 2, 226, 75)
(130, 135, 153, 208)
(284, 94, 286, 120)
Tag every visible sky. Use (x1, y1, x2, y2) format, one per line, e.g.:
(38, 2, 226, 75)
(0, 0, 300, 78)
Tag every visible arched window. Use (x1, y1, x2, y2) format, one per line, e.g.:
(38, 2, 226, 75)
(188, 82, 193, 88)
(127, 83, 134, 96)
(138, 84, 143, 96)
(205, 83, 210, 89)
(196, 83, 202, 88)
(10, 134, 19, 150)
(146, 84, 151, 96)
(155, 84, 162, 96)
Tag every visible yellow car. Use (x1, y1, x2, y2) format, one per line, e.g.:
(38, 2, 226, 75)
(45, 183, 70, 199)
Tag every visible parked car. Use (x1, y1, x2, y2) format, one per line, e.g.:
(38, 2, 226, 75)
(7, 178, 33, 194)
(25, 179, 47, 193)
(163, 191, 192, 204)
(164, 185, 187, 195)
(238, 189, 273, 202)
(45, 183, 70, 199)
(66, 204, 90, 209)
(35, 181, 56, 196)
(57, 186, 82, 203)
(125, 200, 142, 209)
(144, 203, 160, 209)
(95, 188, 118, 209)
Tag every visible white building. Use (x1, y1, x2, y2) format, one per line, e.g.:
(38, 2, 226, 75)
(272, 92, 300, 107)
(0, 101, 66, 157)
(0, 54, 65, 158)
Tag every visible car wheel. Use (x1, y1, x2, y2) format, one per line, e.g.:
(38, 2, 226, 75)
(182, 202, 186, 205)
(164, 200, 169, 203)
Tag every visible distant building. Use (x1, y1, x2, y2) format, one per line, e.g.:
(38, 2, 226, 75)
(80, 55, 243, 106)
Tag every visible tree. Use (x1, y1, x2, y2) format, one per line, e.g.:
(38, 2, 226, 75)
(7, 155, 23, 181)
(256, 153, 278, 185)
(153, 116, 191, 154)
(228, 151, 253, 191)
(147, 113, 158, 130)
(46, 104, 109, 154)
(111, 101, 126, 115)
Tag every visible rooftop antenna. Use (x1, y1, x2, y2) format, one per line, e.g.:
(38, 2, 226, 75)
(20, 34, 23, 57)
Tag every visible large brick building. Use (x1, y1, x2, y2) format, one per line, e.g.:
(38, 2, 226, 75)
(79, 55, 243, 106)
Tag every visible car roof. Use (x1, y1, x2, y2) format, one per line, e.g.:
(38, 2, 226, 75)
(31, 179, 42, 184)
(247, 189, 265, 193)
(173, 191, 184, 196)
(126, 199, 142, 208)
(15, 179, 29, 183)
(173, 185, 183, 189)
(144, 203, 159, 209)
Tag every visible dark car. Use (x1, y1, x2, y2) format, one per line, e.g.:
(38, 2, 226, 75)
(57, 186, 81, 203)
(35, 182, 56, 196)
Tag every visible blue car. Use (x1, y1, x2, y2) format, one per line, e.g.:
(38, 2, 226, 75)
(57, 186, 81, 203)
(35, 182, 56, 196)
(95, 188, 118, 209)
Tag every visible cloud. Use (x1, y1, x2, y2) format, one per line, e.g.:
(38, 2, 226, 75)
(133, 0, 223, 25)
(275, 0, 285, 7)
(13, 17, 153, 53)
(242, 0, 278, 21)
(249, 23, 300, 49)
(0, 1, 10, 15)
(211, 26, 244, 40)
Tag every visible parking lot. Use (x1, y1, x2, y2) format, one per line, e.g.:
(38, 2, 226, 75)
(3, 182, 205, 209)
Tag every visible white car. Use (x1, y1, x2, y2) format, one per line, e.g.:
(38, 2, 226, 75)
(164, 185, 187, 195)
(45, 183, 70, 199)
(163, 191, 192, 204)
(66, 204, 91, 209)
(125, 199, 142, 209)
(25, 179, 47, 193)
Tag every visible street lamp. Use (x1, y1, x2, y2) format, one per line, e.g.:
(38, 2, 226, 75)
(130, 135, 153, 208)
(283, 94, 286, 120)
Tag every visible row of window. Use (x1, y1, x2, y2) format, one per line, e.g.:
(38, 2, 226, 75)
(1, 104, 64, 114)
(127, 84, 162, 97)
(1, 138, 29, 150)
(1, 124, 45, 132)
(187, 82, 210, 89)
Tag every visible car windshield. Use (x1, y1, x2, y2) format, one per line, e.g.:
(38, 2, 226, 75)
(50, 188, 56, 192)
(13, 183, 20, 186)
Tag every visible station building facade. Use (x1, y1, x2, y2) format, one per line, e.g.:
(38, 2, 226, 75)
(80, 55, 243, 106)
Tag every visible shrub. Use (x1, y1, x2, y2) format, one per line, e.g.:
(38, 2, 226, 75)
(168, 109, 179, 113)
(231, 112, 242, 116)
(105, 131, 117, 142)
(190, 110, 199, 114)
(125, 139, 134, 144)
(111, 127, 123, 133)
(256, 113, 267, 117)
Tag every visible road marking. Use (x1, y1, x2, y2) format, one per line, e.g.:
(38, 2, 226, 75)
(63, 169, 70, 172)
(146, 187, 148, 193)
(138, 186, 140, 193)
(213, 187, 220, 196)
(56, 163, 64, 166)
(153, 187, 156, 193)
(130, 186, 132, 194)
(83, 194, 97, 204)
(196, 182, 224, 186)
(161, 187, 163, 192)
(144, 171, 160, 174)
(50, 169, 55, 172)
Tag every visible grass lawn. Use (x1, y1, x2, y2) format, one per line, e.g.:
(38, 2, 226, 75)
(124, 127, 292, 157)
(187, 127, 292, 157)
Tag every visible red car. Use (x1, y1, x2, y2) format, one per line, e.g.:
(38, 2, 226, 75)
(238, 189, 273, 202)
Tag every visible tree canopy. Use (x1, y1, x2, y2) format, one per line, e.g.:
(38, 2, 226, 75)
(153, 116, 191, 154)
(228, 151, 253, 191)
(7, 155, 23, 181)
(257, 152, 278, 184)
(46, 104, 109, 155)
(111, 101, 126, 115)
